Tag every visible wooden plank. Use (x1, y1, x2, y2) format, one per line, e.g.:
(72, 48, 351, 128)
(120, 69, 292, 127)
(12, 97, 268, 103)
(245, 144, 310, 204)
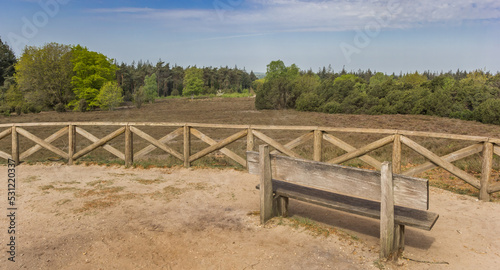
(12, 126, 19, 165)
(184, 125, 190, 167)
(252, 129, 301, 158)
(323, 133, 382, 170)
(247, 151, 429, 210)
(125, 125, 133, 167)
(270, 131, 313, 155)
(134, 128, 183, 159)
(494, 145, 500, 157)
(130, 126, 183, 161)
(260, 145, 275, 224)
(380, 162, 395, 259)
(397, 130, 488, 142)
(0, 127, 11, 140)
(392, 135, 402, 174)
(68, 125, 75, 165)
(328, 135, 394, 165)
(489, 183, 500, 193)
(314, 130, 322, 162)
(0, 150, 11, 160)
(73, 127, 125, 160)
(20, 127, 68, 160)
(76, 127, 125, 160)
(247, 127, 254, 152)
(400, 136, 481, 189)
(276, 196, 289, 217)
(402, 143, 483, 177)
(16, 128, 68, 159)
(190, 128, 246, 167)
(189, 129, 247, 163)
(258, 180, 439, 231)
(480, 142, 493, 201)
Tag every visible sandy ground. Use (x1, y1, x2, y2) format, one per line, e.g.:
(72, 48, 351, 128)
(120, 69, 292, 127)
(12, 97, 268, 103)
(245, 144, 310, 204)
(1, 164, 499, 270)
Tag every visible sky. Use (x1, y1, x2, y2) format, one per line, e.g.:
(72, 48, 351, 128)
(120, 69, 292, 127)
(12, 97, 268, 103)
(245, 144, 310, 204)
(1, 0, 499, 74)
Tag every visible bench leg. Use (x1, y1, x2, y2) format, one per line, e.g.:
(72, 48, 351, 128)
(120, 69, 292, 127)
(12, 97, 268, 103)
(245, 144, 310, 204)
(394, 224, 405, 257)
(275, 196, 289, 217)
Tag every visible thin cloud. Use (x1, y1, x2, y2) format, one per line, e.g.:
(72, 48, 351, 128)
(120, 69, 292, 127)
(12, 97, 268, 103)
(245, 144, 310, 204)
(86, 0, 500, 33)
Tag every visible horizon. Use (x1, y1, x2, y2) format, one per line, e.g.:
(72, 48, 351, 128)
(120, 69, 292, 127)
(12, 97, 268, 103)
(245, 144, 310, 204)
(1, 0, 499, 74)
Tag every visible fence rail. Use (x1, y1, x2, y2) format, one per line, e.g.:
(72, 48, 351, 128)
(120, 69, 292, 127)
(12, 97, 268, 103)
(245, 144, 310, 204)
(1, 122, 499, 201)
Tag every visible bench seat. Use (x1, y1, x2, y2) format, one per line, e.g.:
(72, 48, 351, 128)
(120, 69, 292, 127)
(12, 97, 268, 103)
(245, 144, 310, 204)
(257, 180, 439, 231)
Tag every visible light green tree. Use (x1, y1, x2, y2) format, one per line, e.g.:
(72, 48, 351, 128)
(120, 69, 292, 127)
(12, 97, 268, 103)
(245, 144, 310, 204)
(14, 42, 73, 110)
(183, 67, 204, 96)
(70, 45, 117, 111)
(96, 81, 123, 111)
(142, 73, 158, 103)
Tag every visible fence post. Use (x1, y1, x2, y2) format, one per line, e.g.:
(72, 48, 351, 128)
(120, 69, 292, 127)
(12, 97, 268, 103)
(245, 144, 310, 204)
(314, 129, 323, 162)
(68, 124, 75, 165)
(391, 134, 404, 256)
(259, 144, 274, 224)
(480, 142, 493, 202)
(125, 124, 133, 167)
(380, 161, 395, 260)
(247, 127, 254, 152)
(184, 124, 190, 168)
(11, 125, 19, 165)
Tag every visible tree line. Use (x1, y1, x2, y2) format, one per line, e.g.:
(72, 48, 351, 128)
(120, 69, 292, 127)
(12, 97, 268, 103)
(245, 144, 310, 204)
(255, 60, 500, 125)
(0, 39, 258, 114)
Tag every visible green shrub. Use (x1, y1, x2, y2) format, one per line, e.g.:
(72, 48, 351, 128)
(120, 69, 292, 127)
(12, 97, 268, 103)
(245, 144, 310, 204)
(474, 99, 500, 125)
(295, 92, 322, 111)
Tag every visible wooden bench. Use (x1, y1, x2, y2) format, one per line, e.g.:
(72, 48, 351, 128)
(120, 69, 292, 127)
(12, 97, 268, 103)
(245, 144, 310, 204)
(247, 145, 439, 259)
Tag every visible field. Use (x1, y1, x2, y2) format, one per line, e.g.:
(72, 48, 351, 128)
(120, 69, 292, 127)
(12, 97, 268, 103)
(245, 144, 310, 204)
(1, 97, 500, 269)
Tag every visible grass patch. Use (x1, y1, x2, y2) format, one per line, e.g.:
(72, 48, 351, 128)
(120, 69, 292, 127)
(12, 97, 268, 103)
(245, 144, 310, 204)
(40, 185, 55, 191)
(87, 180, 114, 188)
(134, 178, 163, 185)
(75, 193, 136, 213)
(23, 175, 39, 183)
(75, 186, 125, 197)
(150, 185, 185, 201)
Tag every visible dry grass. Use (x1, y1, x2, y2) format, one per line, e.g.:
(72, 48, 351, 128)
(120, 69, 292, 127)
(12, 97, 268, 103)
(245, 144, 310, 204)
(2, 97, 500, 198)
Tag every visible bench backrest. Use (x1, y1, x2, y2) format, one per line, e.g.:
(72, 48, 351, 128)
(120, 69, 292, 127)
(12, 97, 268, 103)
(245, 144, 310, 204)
(247, 151, 429, 210)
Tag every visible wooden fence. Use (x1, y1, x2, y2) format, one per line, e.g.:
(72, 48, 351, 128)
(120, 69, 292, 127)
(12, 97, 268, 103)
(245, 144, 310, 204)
(1, 122, 499, 201)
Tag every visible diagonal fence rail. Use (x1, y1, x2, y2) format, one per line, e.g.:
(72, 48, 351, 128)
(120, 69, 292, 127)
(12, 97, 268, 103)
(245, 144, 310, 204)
(0, 122, 499, 201)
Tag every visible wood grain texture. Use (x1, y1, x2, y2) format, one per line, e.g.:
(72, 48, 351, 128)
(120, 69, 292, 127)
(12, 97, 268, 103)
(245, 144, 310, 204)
(184, 125, 190, 167)
(16, 127, 68, 159)
(314, 130, 323, 162)
(189, 129, 247, 163)
(125, 125, 133, 167)
(480, 142, 493, 201)
(400, 135, 480, 189)
(270, 131, 313, 155)
(20, 127, 68, 160)
(247, 151, 429, 210)
(246, 128, 254, 152)
(0, 127, 11, 140)
(134, 127, 183, 159)
(252, 129, 301, 158)
(380, 162, 395, 259)
(68, 125, 75, 165)
(256, 180, 439, 230)
(328, 135, 394, 165)
(402, 143, 483, 177)
(190, 128, 246, 167)
(323, 133, 382, 170)
(130, 126, 183, 160)
(259, 145, 275, 224)
(76, 127, 125, 160)
(11, 126, 19, 164)
(73, 127, 125, 160)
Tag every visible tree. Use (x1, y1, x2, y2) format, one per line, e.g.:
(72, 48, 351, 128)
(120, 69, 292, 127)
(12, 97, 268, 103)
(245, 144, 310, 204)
(69, 45, 117, 111)
(183, 67, 204, 96)
(96, 81, 123, 110)
(0, 37, 17, 87)
(142, 73, 158, 103)
(14, 42, 73, 110)
(256, 60, 299, 110)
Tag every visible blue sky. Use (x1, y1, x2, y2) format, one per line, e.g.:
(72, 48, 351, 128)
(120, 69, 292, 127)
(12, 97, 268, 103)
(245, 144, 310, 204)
(1, 0, 499, 74)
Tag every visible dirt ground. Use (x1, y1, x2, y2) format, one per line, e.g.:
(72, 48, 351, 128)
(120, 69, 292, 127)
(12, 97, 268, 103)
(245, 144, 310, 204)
(1, 164, 499, 270)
